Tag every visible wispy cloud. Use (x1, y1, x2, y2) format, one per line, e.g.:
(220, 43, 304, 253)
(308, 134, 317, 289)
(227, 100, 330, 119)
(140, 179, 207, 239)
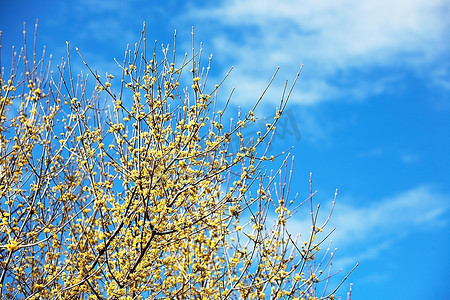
(400, 153, 419, 164)
(357, 147, 384, 158)
(185, 0, 450, 105)
(287, 185, 449, 268)
(332, 185, 448, 241)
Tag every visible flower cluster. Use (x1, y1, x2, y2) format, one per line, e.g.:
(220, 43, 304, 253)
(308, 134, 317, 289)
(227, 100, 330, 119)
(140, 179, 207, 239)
(0, 25, 355, 299)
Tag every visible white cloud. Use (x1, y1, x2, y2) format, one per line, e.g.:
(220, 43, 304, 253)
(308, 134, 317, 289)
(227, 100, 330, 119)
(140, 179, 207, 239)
(185, 0, 450, 105)
(400, 153, 419, 164)
(340, 185, 447, 240)
(357, 147, 384, 158)
(287, 185, 449, 268)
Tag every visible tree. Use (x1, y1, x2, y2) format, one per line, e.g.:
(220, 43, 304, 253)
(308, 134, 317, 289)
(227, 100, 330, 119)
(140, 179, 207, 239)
(0, 23, 356, 299)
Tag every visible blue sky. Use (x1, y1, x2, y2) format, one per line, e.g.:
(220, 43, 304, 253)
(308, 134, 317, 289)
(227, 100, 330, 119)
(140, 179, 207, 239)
(1, 0, 449, 298)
